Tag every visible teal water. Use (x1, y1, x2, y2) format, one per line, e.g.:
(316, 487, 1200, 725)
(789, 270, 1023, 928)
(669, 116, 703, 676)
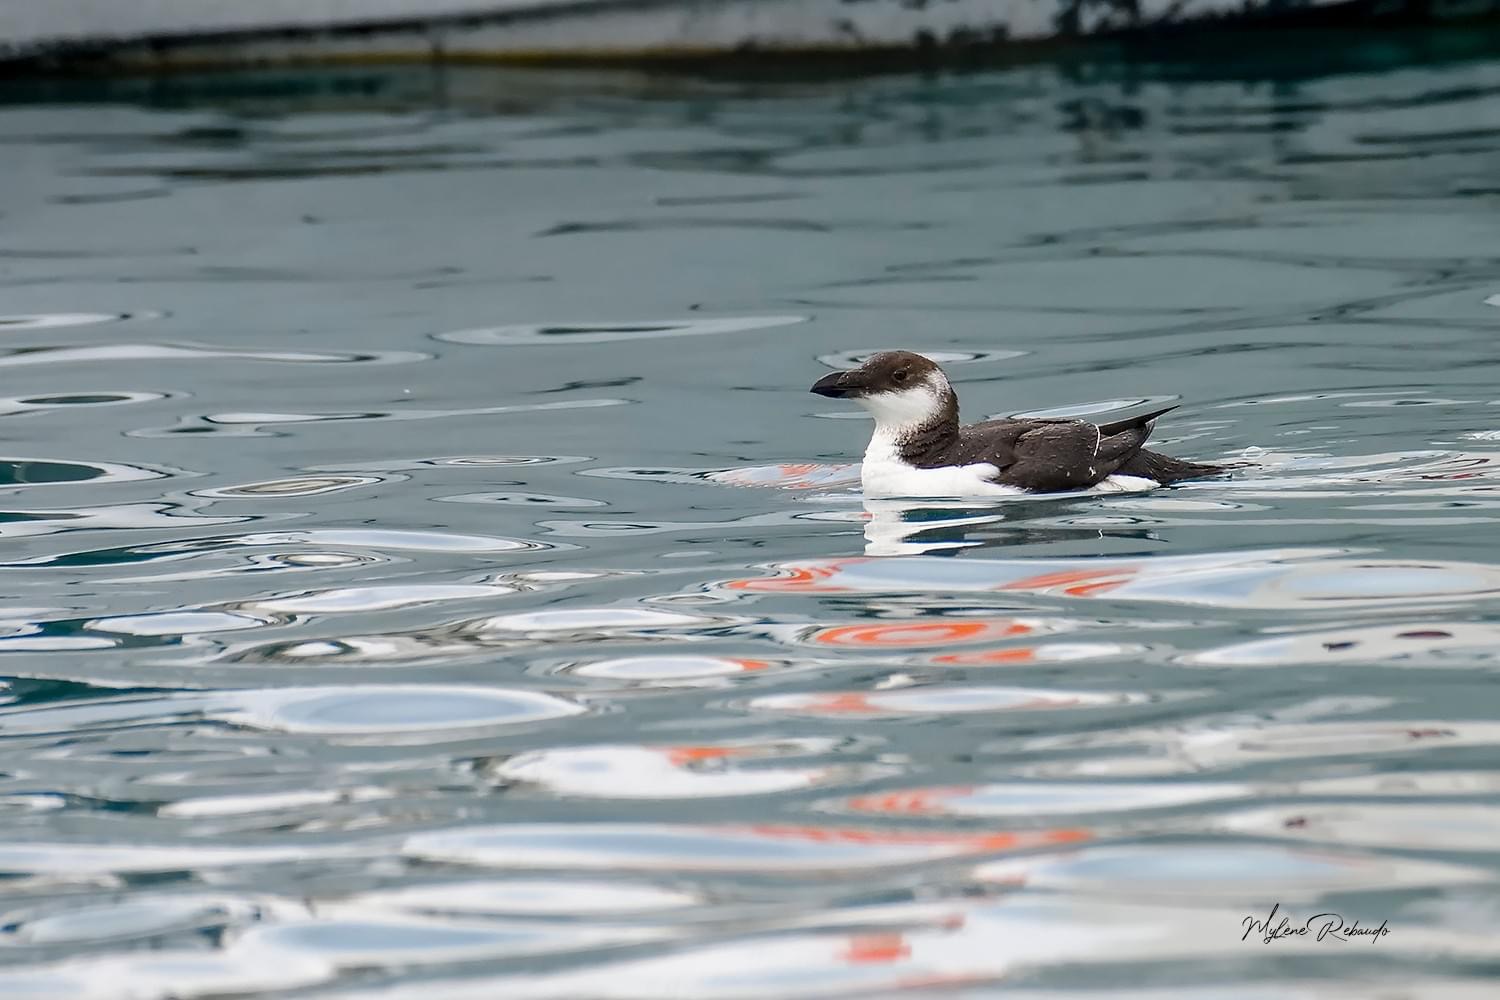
(4, 39, 1500, 997)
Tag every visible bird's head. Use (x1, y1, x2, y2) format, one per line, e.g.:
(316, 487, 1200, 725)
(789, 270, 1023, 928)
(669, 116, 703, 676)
(810, 350, 955, 432)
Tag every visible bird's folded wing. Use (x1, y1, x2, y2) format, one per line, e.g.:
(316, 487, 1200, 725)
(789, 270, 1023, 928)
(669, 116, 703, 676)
(991, 420, 1129, 491)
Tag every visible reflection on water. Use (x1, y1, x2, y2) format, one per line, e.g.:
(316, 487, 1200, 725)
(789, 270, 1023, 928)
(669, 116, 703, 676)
(5, 36, 1500, 996)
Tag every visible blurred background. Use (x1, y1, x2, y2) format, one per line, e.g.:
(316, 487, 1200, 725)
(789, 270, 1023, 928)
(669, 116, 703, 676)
(4, 6, 1500, 1000)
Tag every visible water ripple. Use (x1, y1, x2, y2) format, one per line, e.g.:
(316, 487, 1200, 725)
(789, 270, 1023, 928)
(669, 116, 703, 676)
(748, 686, 1149, 718)
(436, 315, 807, 346)
(138, 398, 627, 437)
(0, 685, 583, 742)
(233, 914, 664, 968)
(191, 476, 383, 499)
(974, 844, 1492, 900)
(403, 822, 1089, 872)
(721, 549, 1500, 609)
(493, 739, 887, 799)
(0, 457, 167, 488)
(337, 879, 699, 917)
(1192, 621, 1500, 666)
(0, 313, 137, 330)
(584, 463, 861, 491)
(0, 390, 169, 411)
(0, 344, 428, 368)
(0, 893, 299, 947)
(559, 654, 791, 686)
(830, 781, 1252, 818)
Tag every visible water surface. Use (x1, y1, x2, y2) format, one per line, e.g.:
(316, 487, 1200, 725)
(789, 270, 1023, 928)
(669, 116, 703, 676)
(3, 40, 1500, 997)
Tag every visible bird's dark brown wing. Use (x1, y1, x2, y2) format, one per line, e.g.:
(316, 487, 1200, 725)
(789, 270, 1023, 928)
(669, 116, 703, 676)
(985, 413, 1161, 492)
(910, 413, 1169, 492)
(906, 418, 1031, 469)
(988, 420, 1110, 491)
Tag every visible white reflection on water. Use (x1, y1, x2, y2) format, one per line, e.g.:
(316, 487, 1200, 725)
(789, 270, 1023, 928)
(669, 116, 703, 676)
(7, 49, 1500, 999)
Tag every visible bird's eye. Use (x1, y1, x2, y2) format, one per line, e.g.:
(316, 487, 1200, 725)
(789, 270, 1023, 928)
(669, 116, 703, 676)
(893, 370, 908, 383)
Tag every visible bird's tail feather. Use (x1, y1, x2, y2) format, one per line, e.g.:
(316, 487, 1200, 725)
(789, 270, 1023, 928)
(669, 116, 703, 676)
(1096, 405, 1179, 438)
(1119, 449, 1230, 485)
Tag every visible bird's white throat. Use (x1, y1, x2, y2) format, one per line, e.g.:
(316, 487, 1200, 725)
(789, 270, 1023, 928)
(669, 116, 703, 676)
(855, 378, 951, 438)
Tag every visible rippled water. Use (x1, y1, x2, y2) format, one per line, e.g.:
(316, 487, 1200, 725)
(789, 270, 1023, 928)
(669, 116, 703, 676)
(5, 37, 1500, 997)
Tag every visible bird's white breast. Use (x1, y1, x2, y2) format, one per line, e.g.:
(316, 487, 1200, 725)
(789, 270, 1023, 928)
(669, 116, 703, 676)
(861, 428, 1021, 498)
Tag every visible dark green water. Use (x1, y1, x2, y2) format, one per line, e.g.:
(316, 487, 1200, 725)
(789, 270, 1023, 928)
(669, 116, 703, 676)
(3, 38, 1500, 998)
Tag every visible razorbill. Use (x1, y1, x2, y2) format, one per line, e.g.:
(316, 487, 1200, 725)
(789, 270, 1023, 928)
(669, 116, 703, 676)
(810, 350, 1226, 498)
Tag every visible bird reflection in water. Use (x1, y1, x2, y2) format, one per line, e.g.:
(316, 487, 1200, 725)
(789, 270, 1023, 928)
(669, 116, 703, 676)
(859, 497, 1162, 557)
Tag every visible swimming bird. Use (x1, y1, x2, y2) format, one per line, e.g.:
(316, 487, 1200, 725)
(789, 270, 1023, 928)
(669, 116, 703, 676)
(810, 350, 1226, 497)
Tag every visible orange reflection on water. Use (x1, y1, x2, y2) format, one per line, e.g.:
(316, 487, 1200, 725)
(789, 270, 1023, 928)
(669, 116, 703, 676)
(784, 693, 884, 714)
(812, 620, 1034, 648)
(743, 823, 1091, 852)
(756, 687, 1093, 717)
(931, 647, 1038, 665)
(726, 562, 860, 593)
(843, 787, 975, 816)
(725, 559, 1145, 598)
(999, 566, 1139, 597)
(841, 932, 912, 965)
(767, 463, 828, 490)
(711, 462, 858, 490)
(662, 745, 749, 767)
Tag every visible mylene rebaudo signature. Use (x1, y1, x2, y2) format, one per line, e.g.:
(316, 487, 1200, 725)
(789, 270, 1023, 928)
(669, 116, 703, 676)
(1242, 903, 1390, 944)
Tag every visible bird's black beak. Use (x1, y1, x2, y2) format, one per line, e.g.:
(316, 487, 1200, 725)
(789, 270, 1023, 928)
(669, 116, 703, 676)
(810, 370, 859, 398)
